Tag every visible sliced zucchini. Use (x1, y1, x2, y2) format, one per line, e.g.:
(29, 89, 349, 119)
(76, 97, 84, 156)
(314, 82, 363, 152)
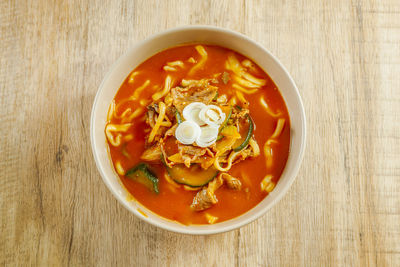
(233, 114, 254, 151)
(216, 134, 224, 141)
(167, 164, 218, 187)
(213, 91, 219, 101)
(219, 105, 232, 131)
(175, 110, 183, 124)
(126, 163, 159, 193)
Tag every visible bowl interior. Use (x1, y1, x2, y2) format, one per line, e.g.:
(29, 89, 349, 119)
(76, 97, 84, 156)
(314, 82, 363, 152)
(90, 26, 306, 234)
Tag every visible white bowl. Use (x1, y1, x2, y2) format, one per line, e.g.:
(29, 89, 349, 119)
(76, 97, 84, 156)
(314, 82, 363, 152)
(90, 26, 306, 235)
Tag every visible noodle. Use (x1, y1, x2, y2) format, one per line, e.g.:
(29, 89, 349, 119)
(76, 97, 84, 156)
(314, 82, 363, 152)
(119, 108, 132, 119)
(263, 142, 273, 169)
(124, 134, 134, 142)
(270, 118, 285, 139)
(241, 59, 257, 73)
(188, 45, 208, 75)
(214, 150, 241, 172)
(115, 161, 125, 175)
(105, 123, 132, 147)
(148, 102, 166, 143)
(113, 79, 149, 119)
(183, 185, 202, 191)
(164, 173, 180, 188)
(181, 79, 197, 86)
(107, 100, 115, 121)
(266, 139, 278, 146)
(156, 111, 172, 127)
(160, 121, 172, 127)
(121, 144, 131, 158)
(128, 71, 139, 83)
(241, 59, 253, 68)
(232, 83, 258, 94)
(152, 75, 173, 101)
(113, 99, 132, 118)
(163, 66, 177, 72)
(235, 90, 248, 105)
(232, 74, 259, 88)
(139, 99, 150, 106)
(167, 60, 184, 67)
(205, 213, 218, 224)
(226, 55, 266, 86)
(228, 96, 237, 105)
(121, 107, 144, 124)
(164, 94, 173, 105)
(261, 175, 275, 192)
(242, 72, 266, 87)
(260, 95, 282, 117)
(132, 80, 150, 100)
(249, 138, 260, 156)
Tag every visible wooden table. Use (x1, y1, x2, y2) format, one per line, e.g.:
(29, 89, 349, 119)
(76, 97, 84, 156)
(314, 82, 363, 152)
(1, 1, 399, 266)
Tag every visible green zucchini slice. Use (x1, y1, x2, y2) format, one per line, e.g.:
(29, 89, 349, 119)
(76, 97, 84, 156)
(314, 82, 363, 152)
(175, 110, 183, 124)
(233, 114, 254, 152)
(126, 163, 159, 193)
(219, 105, 233, 132)
(167, 164, 218, 187)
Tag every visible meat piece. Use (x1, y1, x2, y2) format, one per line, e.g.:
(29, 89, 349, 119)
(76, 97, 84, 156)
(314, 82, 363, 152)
(190, 189, 216, 211)
(171, 79, 218, 113)
(178, 144, 207, 168)
(160, 141, 174, 168)
(199, 156, 215, 170)
(164, 124, 178, 138)
(190, 176, 223, 211)
(168, 146, 215, 169)
(140, 143, 162, 161)
(165, 105, 176, 123)
(219, 173, 242, 190)
(232, 147, 253, 164)
(231, 107, 249, 120)
(146, 103, 175, 127)
(190, 173, 242, 211)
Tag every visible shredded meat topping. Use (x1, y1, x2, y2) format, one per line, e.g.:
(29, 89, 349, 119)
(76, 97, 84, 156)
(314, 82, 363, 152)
(140, 143, 162, 161)
(190, 173, 242, 211)
(220, 173, 242, 190)
(178, 144, 207, 167)
(171, 80, 218, 113)
(177, 144, 216, 168)
(191, 176, 223, 211)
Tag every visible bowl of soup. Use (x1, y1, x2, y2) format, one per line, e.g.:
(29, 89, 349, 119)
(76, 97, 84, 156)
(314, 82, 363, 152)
(91, 26, 306, 234)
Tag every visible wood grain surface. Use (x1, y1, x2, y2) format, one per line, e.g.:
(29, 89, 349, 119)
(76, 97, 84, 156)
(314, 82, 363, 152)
(1, 0, 399, 266)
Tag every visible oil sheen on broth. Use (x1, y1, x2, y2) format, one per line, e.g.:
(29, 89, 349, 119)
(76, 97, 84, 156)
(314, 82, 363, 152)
(105, 45, 290, 225)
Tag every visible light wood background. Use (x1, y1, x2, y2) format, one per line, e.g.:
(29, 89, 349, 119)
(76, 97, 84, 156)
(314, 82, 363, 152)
(1, 0, 399, 266)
